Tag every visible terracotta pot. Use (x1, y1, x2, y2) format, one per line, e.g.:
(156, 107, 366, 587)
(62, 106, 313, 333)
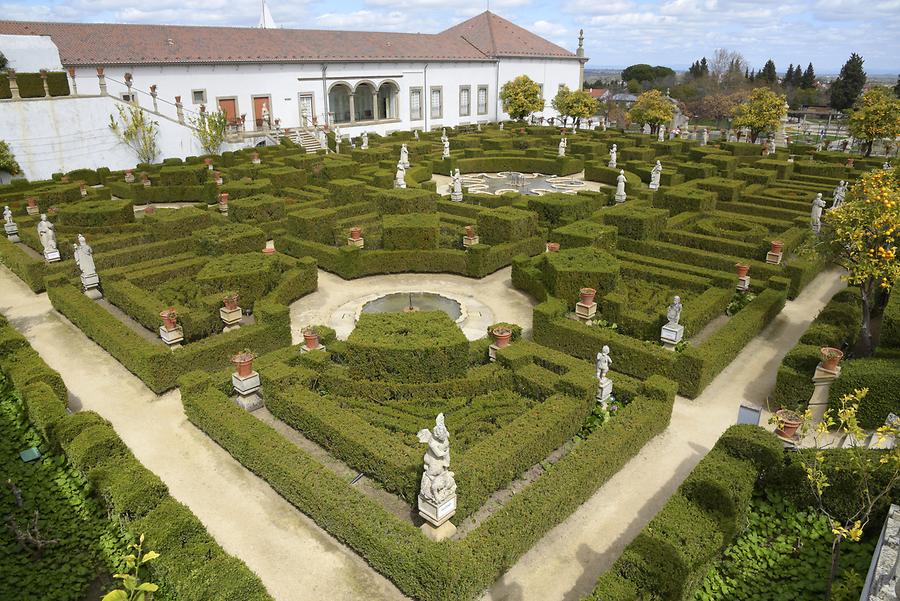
(735, 263, 750, 278)
(303, 331, 320, 350)
(465, 225, 475, 238)
(204, 158, 213, 167)
(775, 409, 802, 438)
(350, 227, 362, 240)
(770, 240, 784, 254)
(231, 354, 254, 377)
(820, 347, 844, 371)
(546, 242, 560, 253)
(579, 287, 596, 305)
(144, 206, 156, 215)
(159, 308, 178, 331)
(492, 327, 512, 348)
(26, 197, 37, 208)
(262, 244, 275, 254)
(223, 294, 240, 311)
(218, 192, 229, 205)
(174, 95, 181, 104)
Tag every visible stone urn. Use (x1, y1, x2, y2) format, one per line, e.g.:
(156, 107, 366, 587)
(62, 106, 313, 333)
(159, 308, 178, 331)
(735, 263, 750, 278)
(580, 287, 597, 305)
(231, 351, 256, 377)
(218, 192, 229, 206)
(349, 226, 362, 241)
(302, 328, 320, 350)
(820, 347, 844, 371)
(770, 240, 784, 254)
(80, 183, 88, 197)
(465, 225, 475, 238)
(144, 206, 156, 215)
(774, 409, 802, 438)
(27, 197, 37, 209)
(223, 292, 240, 311)
(492, 326, 512, 348)
(204, 158, 213, 169)
(546, 242, 560, 253)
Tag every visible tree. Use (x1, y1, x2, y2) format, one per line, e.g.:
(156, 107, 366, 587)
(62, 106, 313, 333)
(731, 87, 787, 142)
(760, 59, 777, 85)
(626, 89, 674, 133)
(552, 86, 599, 126)
(190, 110, 228, 155)
(711, 49, 747, 90)
(109, 105, 159, 164)
(848, 87, 900, 156)
(499, 75, 544, 120)
(781, 388, 900, 600)
(620, 64, 675, 84)
(0, 52, 7, 71)
(103, 533, 160, 601)
(801, 62, 816, 89)
(785, 64, 795, 86)
(823, 169, 900, 355)
(0, 140, 20, 175)
(830, 53, 867, 111)
(893, 75, 900, 99)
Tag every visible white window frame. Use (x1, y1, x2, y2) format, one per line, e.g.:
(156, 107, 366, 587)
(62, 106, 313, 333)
(477, 85, 489, 115)
(191, 89, 207, 105)
(409, 87, 423, 121)
(459, 85, 471, 117)
(430, 86, 443, 120)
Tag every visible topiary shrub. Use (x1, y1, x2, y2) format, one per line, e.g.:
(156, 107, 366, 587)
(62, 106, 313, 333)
(194, 222, 267, 255)
(372, 187, 437, 214)
(228, 193, 285, 223)
(597, 203, 668, 240)
(476, 205, 539, 245)
(381, 213, 439, 250)
(541, 246, 621, 302)
(56, 199, 135, 227)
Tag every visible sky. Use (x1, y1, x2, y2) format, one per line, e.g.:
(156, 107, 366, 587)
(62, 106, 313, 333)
(2, 0, 899, 74)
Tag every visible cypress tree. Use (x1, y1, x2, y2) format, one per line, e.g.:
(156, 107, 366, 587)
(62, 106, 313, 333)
(785, 64, 795, 86)
(894, 75, 900, 99)
(761, 59, 777, 84)
(830, 53, 867, 110)
(801, 63, 816, 89)
(700, 57, 709, 76)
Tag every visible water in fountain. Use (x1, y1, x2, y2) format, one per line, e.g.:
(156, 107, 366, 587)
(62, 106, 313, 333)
(361, 292, 462, 320)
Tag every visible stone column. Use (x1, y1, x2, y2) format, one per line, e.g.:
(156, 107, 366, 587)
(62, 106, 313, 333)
(96, 67, 107, 95)
(348, 94, 356, 124)
(67, 67, 77, 95)
(175, 96, 184, 124)
(808, 363, 841, 425)
(372, 91, 379, 120)
(124, 72, 134, 103)
(150, 85, 158, 112)
(7, 69, 20, 100)
(39, 69, 49, 97)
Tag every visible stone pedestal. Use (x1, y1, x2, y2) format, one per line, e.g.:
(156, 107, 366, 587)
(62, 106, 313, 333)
(765, 251, 783, 265)
(4, 222, 19, 242)
(462, 235, 479, 248)
(220, 306, 242, 332)
(43, 248, 60, 263)
(418, 494, 456, 528)
(232, 371, 263, 411)
(450, 191, 463, 202)
(649, 182, 659, 191)
(660, 323, 684, 350)
(736, 275, 750, 292)
(575, 301, 597, 322)
(300, 343, 325, 353)
(159, 325, 184, 349)
(614, 191, 627, 204)
(26, 204, 39, 216)
(420, 520, 457, 542)
(597, 377, 613, 405)
(808, 363, 841, 424)
(347, 237, 364, 248)
(488, 343, 499, 362)
(80, 272, 102, 299)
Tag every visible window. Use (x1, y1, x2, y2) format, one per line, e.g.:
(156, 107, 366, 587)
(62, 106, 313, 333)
(459, 86, 471, 117)
(430, 86, 442, 119)
(120, 93, 136, 104)
(477, 85, 488, 115)
(410, 87, 422, 120)
(192, 89, 207, 105)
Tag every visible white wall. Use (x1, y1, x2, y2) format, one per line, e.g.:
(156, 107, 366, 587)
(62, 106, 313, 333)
(0, 95, 201, 180)
(497, 58, 582, 121)
(0, 34, 63, 72)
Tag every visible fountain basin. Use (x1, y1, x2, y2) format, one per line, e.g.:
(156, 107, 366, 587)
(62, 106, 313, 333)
(360, 292, 464, 323)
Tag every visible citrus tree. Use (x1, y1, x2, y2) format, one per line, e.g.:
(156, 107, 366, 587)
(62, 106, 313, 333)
(823, 168, 900, 356)
(731, 87, 787, 143)
(848, 87, 900, 157)
(109, 105, 159, 164)
(190, 110, 229, 155)
(552, 86, 599, 127)
(499, 75, 544, 121)
(626, 89, 674, 134)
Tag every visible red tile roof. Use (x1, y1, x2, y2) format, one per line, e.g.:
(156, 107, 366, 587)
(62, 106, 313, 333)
(0, 12, 577, 66)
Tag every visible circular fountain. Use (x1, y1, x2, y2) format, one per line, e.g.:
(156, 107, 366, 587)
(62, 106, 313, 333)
(460, 172, 585, 196)
(360, 292, 463, 322)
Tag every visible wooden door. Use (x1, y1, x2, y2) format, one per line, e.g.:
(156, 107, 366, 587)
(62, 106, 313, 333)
(253, 96, 270, 129)
(298, 94, 314, 128)
(218, 98, 237, 124)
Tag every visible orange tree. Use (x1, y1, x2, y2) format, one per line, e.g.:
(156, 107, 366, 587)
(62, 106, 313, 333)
(823, 168, 900, 355)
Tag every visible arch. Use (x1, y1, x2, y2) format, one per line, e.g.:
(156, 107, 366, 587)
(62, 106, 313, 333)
(328, 83, 352, 124)
(377, 80, 400, 120)
(352, 79, 378, 94)
(354, 82, 376, 122)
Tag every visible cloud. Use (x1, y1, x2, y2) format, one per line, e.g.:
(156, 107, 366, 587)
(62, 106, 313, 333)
(531, 20, 567, 36)
(313, 9, 412, 29)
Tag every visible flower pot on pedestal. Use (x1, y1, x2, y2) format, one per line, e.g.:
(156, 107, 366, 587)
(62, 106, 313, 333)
(820, 347, 844, 372)
(491, 327, 512, 349)
(774, 409, 802, 439)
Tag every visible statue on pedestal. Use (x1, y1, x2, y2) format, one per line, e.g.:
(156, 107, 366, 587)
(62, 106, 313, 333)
(3, 206, 12, 226)
(450, 168, 463, 201)
(649, 160, 662, 190)
(615, 169, 627, 203)
(73, 234, 96, 276)
(831, 180, 847, 209)
(399, 143, 410, 168)
(414, 129, 420, 141)
(667, 296, 682, 326)
(596, 345, 612, 380)
(361, 131, 369, 150)
(558, 137, 567, 157)
(442, 138, 450, 159)
(608, 144, 617, 168)
(417, 413, 457, 530)
(702, 128, 709, 146)
(37, 214, 57, 253)
(811, 193, 826, 234)
(658, 125, 666, 142)
(395, 162, 407, 189)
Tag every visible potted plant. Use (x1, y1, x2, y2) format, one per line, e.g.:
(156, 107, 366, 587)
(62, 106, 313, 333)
(770, 240, 784, 254)
(820, 347, 845, 371)
(159, 307, 178, 331)
(144, 206, 156, 215)
(772, 408, 802, 438)
(580, 287, 597, 305)
(735, 263, 750, 278)
(491, 326, 512, 348)
(26, 196, 37, 209)
(464, 225, 475, 238)
(230, 349, 257, 377)
(223, 292, 240, 311)
(349, 226, 362, 240)
(218, 192, 229, 206)
(302, 327, 320, 350)
(546, 242, 560, 252)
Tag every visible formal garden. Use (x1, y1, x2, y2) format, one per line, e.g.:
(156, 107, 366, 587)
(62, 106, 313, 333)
(1, 119, 899, 601)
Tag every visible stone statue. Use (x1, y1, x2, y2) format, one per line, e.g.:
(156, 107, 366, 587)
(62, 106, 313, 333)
(642, 124, 651, 135)
(658, 125, 666, 142)
(361, 131, 369, 150)
(649, 160, 662, 190)
(666, 296, 682, 326)
(601, 118, 607, 131)
(261, 102, 270, 128)
(395, 162, 407, 189)
(832, 180, 847, 209)
(477, 122, 482, 132)
(450, 168, 463, 201)
(73, 234, 96, 276)
(417, 413, 457, 506)
(399, 143, 410, 168)
(702, 128, 709, 146)
(615, 169, 627, 203)
(767, 137, 776, 155)
(37, 213, 57, 252)
(884, 162, 892, 171)
(608, 144, 617, 168)
(558, 137, 567, 157)
(3, 205, 12, 226)
(811, 193, 826, 234)
(414, 129, 420, 141)
(596, 345, 612, 380)
(441, 127, 447, 140)
(499, 122, 504, 130)
(442, 138, 450, 160)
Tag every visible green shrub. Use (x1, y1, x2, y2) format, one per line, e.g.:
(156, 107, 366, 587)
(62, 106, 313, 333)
(56, 199, 134, 227)
(372, 187, 438, 214)
(228, 193, 285, 223)
(144, 206, 213, 240)
(194, 222, 266, 255)
(382, 213, 440, 250)
(829, 357, 900, 428)
(159, 164, 208, 186)
(552, 219, 617, 250)
(596, 203, 668, 240)
(653, 185, 717, 215)
(477, 205, 539, 245)
(542, 247, 621, 302)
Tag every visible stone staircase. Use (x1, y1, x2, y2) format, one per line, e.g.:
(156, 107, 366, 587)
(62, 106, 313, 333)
(291, 129, 324, 153)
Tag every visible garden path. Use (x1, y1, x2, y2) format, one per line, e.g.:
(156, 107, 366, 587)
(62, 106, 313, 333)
(0, 266, 409, 601)
(482, 266, 847, 601)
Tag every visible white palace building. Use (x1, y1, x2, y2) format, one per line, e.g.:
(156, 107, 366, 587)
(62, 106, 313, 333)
(0, 11, 587, 179)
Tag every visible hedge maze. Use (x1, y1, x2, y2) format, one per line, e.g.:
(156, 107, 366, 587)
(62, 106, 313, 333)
(0, 122, 883, 601)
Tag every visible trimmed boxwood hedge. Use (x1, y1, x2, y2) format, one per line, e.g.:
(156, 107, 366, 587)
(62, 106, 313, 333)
(382, 212, 440, 250)
(57, 199, 135, 227)
(829, 357, 900, 428)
